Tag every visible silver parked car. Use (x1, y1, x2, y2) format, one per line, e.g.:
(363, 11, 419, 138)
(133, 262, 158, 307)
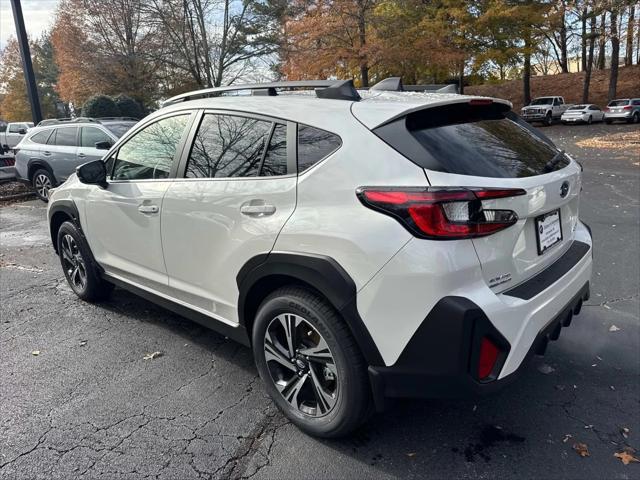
(560, 104, 605, 125)
(604, 98, 640, 124)
(14, 117, 138, 201)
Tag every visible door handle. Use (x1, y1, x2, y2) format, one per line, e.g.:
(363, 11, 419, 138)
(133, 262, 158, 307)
(78, 153, 86, 158)
(138, 204, 159, 214)
(43, 151, 52, 156)
(240, 204, 276, 216)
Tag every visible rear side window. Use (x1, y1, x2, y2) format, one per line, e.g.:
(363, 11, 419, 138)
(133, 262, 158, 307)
(186, 114, 274, 179)
(54, 127, 79, 147)
(297, 125, 341, 172)
(375, 103, 568, 178)
(30, 130, 52, 144)
(81, 127, 112, 148)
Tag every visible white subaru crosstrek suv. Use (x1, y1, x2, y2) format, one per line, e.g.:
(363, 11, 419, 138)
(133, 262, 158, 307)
(47, 79, 593, 438)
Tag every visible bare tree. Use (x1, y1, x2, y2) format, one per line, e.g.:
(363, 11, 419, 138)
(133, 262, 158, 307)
(608, 5, 620, 100)
(625, 3, 636, 66)
(583, 9, 597, 103)
(596, 11, 607, 69)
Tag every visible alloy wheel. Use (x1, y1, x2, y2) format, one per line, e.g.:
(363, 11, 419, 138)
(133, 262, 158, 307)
(264, 313, 338, 417)
(60, 234, 87, 291)
(34, 173, 52, 199)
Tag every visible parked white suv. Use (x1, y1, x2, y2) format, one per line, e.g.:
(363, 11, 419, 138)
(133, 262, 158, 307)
(47, 79, 593, 437)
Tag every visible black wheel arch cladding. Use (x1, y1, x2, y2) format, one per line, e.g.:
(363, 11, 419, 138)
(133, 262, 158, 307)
(237, 252, 385, 366)
(48, 200, 82, 253)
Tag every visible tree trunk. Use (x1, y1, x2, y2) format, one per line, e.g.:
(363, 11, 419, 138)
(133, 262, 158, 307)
(558, 2, 568, 73)
(608, 8, 619, 101)
(523, 30, 532, 105)
(583, 13, 596, 103)
(458, 61, 464, 94)
(625, 5, 635, 66)
(357, 0, 369, 87)
(597, 12, 606, 69)
(581, 8, 587, 71)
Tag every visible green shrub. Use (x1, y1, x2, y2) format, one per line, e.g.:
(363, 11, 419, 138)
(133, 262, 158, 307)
(81, 95, 120, 118)
(113, 94, 143, 119)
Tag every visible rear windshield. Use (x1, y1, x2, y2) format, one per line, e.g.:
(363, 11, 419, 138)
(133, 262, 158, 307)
(568, 105, 587, 110)
(374, 102, 569, 178)
(608, 99, 629, 106)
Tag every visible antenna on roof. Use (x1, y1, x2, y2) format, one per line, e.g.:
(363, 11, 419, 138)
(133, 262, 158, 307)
(370, 77, 404, 91)
(315, 80, 361, 101)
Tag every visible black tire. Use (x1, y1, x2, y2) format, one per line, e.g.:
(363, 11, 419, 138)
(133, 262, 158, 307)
(252, 286, 372, 438)
(544, 112, 553, 126)
(605, 119, 612, 125)
(32, 168, 55, 202)
(587, 115, 592, 125)
(630, 112, 639, 124)
(57, 221, 113, 301)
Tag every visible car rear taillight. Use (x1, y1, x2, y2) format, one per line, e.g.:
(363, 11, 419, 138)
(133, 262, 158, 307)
(623, 105, 632, 110)
(356, 187, 525, 240)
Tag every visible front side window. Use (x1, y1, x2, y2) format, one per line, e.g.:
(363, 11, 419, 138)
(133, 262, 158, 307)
(112, 114, 189, 181)
(185, 114, 273, 178)
(297, 125, 341, 172)
(81, 127, 112, 148)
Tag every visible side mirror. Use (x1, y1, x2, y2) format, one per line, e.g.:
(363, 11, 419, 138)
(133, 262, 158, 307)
(77, 160, 107, 188)
(95, 140, 112, 150)
(18, 128, 27, 135)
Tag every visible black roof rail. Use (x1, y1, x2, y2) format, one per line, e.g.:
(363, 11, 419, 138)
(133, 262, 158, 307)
(162, 79, 361, 106)
(95, 116, 140, 121)
(37, 117, 98, 126)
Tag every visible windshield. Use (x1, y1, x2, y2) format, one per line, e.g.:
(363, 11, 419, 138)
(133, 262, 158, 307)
(103, 121, 137, 138)
(608, 99, 629, 106)
(530, 98, 554, 105)
(568, 105, 587, 111)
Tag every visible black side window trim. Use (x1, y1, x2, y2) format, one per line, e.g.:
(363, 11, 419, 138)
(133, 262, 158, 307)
(296, 123, 343, 175)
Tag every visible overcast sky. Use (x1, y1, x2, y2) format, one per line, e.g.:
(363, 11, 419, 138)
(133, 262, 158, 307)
(0, 0, 59, 49)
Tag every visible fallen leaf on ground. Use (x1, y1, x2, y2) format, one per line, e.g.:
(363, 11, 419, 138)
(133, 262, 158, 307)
(621, 427, 630, 439)
(614, 450, 639, 465)
(79, 340, 87, 347)
(563, 434, 572, 443)
(31, 350, 40, 356)
(406, 452, 416, 458)
(143, 351, 163, 360)
(538, 363, 555, 374)
(573, 442, 590, 457)
(609, 325, 620, 332)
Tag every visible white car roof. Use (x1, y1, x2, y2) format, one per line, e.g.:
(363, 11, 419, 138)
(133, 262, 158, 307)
(158, 90, 512, 130)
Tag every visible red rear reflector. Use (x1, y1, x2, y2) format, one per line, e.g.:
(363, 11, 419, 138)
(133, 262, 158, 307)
(478, 337, 500, 379)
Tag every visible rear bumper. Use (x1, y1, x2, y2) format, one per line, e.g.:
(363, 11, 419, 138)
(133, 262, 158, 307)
(604, 111, 632, 120)
(369, 282, 589, 405)
(521, 113, 548, 121)
(367, 222, 592, 407)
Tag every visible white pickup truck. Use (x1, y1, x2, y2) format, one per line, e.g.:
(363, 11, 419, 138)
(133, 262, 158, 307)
(521, 96, 572, 126)
(0, 121, 33, 155)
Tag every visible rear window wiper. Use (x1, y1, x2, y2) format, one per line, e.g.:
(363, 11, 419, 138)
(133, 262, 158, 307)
(544, 149, 566, 173)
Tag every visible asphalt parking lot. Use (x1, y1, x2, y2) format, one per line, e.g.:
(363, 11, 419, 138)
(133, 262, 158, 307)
(1, 122, 639, 479)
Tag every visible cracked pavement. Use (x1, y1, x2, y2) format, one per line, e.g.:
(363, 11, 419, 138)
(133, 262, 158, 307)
(1, 123, 639, 479)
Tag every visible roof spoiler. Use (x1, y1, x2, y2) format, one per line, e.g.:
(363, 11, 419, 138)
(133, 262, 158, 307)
(370, 77, 459, 94)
